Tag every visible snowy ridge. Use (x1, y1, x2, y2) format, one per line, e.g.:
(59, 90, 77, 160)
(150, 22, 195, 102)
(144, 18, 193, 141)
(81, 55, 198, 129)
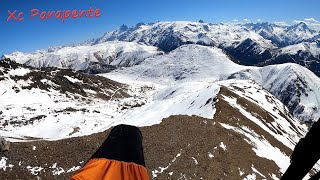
(280, 42, 320, 57)
(228, 63, 320, 122)
(217, 80, 320, 179)
(103, 44, 247, 84)
(4, 41, 163, 71)
(115, 82, 220, 126)
(104, 44, 320, 122)
(218, 80, 304, 149)
(216, 80, 316, 178)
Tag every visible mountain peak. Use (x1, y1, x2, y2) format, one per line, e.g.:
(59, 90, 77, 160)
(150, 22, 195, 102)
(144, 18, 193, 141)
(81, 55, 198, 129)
(119, 24, 129, 31)
(296, 22, 308, 27)
(287, 22, 315, 33)
(244, 22, 274, 31)
(0, 55, 6, 60)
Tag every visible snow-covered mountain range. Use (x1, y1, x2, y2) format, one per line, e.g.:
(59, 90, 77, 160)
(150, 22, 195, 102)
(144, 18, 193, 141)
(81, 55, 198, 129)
(4, 21, 320, 76)
(94, 21, 319, 50)
(2, 20, 320, 179)
(89, 21, 320, 76)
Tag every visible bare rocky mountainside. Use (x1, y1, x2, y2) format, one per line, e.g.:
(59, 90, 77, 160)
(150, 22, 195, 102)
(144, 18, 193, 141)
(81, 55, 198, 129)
(1, 21, 320, 180)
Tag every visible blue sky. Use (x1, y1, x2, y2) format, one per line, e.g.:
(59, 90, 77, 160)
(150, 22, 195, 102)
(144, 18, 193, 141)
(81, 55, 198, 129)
(1, 0, 319, 55)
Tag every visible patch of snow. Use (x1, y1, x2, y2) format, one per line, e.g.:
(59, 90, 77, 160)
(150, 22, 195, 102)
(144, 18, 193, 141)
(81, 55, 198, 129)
(8, 68, 30, 76)
(64, 76, 83, 83)
(219, 142, 227, 151)
(239, 168, 245, 176)
(50, 163, 65, 175)
(66, 166, 81, 173)
(251, 165, 265, 178)
(191, 157, 198, 165)
(40, 79, 57, 87)
(270, 173, 280, 180)
(84, 89, 97, 94)
(152, 149, 183, 178)
(27, 166, 44, 175)
(244, 173, 256, 180)
(0, 157, 14, 171)
(17, 79, 32, 87)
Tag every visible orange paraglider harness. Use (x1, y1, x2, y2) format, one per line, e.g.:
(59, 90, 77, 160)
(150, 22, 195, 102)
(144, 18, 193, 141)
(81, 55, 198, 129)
(70, 125, 149, 180)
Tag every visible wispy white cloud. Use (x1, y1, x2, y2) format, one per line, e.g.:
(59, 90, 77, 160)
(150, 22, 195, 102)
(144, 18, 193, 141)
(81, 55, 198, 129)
(304, 18, 318, 23)
(274, 21, 289, 26)
(243, 18, 250, 23)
